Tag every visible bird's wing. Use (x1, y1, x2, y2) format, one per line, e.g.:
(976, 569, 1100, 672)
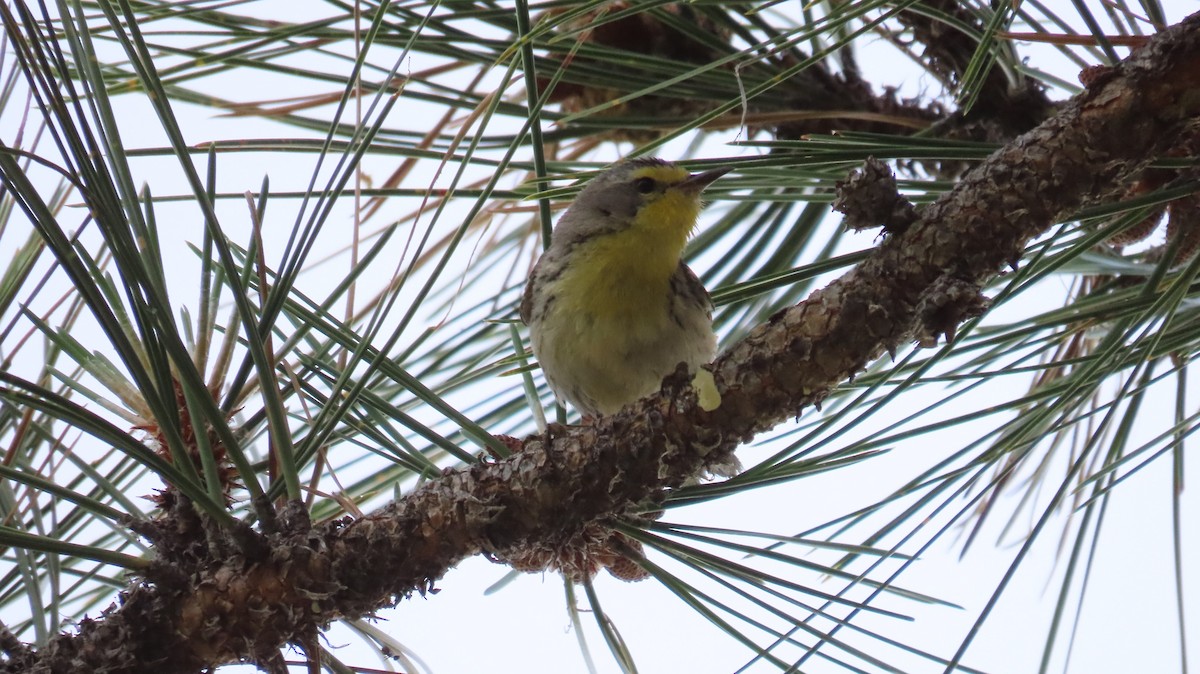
(519, 259, 540, 325)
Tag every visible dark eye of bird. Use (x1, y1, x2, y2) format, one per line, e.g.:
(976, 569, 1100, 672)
(633, 177, 656, 194)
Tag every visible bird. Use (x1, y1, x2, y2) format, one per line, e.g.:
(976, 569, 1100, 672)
(520, 157, 729, 417)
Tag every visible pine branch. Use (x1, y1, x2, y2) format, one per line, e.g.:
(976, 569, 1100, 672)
(6, 10, 1200, 674)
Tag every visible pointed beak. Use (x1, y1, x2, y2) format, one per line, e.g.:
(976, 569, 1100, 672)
(678, 166, 732, 194)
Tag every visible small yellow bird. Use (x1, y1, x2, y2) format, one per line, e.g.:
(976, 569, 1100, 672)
(520, 158, 729, 417)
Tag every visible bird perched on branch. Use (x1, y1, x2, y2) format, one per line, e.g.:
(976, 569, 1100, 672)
(521, 158, 729, 417)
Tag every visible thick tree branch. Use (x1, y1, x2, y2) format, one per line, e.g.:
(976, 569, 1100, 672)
(7, 11, 1200, 674)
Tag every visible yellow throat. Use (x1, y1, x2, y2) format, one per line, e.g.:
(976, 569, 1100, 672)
(558, 163, 699, 322)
